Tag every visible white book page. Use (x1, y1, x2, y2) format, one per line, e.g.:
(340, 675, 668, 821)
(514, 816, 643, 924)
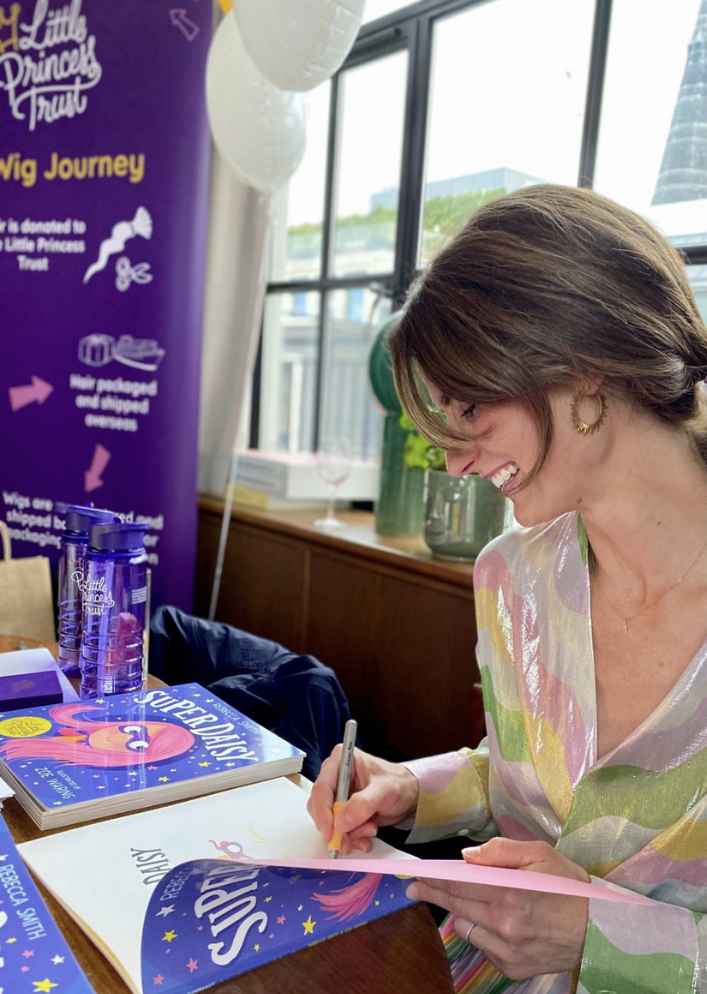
(20, 776, 414, 994)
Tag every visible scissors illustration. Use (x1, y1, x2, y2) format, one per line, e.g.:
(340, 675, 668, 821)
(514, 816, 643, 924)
(115, 256, 153, 292)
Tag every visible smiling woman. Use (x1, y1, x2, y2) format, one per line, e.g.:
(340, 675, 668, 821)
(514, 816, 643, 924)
(391, 184, 707, 490)
(310, 183, 707, 994)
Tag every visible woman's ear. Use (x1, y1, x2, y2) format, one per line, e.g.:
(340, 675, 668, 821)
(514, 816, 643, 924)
(584, 373, 606, 397)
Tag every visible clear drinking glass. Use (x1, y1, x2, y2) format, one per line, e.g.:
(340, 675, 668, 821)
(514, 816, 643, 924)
(315, 436, 353, 529)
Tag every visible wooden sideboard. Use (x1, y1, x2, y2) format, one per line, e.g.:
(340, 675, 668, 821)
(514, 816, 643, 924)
(195, 499, 484, 763)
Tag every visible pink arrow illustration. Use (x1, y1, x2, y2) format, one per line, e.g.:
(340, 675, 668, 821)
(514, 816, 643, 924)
(8, 376, 53, 412)
(85, 444, 111, 493)
(169, 9, 199, 41)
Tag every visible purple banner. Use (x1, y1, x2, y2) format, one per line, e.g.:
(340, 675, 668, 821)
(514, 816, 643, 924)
(0, 0, 212, 610)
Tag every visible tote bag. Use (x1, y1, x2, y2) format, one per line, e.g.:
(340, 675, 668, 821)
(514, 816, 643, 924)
(0, 521, 56, 642)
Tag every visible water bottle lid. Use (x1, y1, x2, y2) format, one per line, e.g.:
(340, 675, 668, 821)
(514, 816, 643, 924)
(65, 504, 119, 536)
(88, 522, 147, 553)
(58, 501, 95, 516)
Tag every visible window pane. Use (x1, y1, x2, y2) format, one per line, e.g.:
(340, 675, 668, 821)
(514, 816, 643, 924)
(259, 292, 320, 453)
(687, 264, 707, 323)
(331, 51, 407, 277)
(420, 0, 595, 265)
(594, 0, 707, 246)
(270, 85, 330, 283)
(319, 289, 392, 458)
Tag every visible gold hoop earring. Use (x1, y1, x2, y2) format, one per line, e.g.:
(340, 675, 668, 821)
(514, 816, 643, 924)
(571, 384, 607, 434)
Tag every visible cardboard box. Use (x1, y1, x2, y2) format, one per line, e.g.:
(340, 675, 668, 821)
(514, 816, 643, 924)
(234, 451, 380, 501)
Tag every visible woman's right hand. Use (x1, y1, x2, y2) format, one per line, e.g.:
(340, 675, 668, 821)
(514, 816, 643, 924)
(307, 746, 419, 855)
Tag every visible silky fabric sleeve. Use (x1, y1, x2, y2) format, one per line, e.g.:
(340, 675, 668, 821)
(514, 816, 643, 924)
(401, 742, 498, 845)
(577, 876, 707, 994)
(398, 543, 506, 846)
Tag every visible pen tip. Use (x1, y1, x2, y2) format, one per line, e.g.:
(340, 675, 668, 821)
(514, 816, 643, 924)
(329, 850, 339, 859)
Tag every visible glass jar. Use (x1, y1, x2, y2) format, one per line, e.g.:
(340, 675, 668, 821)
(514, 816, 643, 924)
(424, 471, 510, 561)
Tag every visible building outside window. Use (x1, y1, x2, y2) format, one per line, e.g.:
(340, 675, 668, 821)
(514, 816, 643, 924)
(254, 0, 707, 459)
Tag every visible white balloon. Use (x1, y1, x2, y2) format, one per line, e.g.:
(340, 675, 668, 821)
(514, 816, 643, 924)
(233, 0, 365, 92)
(206, 15, 307, 195)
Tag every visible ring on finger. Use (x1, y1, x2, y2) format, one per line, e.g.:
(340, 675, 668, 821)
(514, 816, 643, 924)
(465, 922, 476, 944)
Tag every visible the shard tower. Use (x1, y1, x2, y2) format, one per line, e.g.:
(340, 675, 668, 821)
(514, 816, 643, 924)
(652, 0, 707, 205)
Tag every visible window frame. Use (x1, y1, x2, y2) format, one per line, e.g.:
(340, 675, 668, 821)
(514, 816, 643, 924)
(251, 17, 417, 450)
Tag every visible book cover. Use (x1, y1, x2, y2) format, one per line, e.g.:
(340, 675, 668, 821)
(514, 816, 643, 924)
(19, 778, 416, 994)
(0, 813, 95, 994)
(138, 859, 413, 993)
(0, 684, 304, 827)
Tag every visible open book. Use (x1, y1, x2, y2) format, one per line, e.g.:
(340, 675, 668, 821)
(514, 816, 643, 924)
(0, 683, 303, 828)
(19, 777, 416, 993)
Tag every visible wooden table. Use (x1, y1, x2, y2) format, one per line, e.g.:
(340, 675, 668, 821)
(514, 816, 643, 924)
(0, 633, 55, 654)
(0, 634, 454, 994)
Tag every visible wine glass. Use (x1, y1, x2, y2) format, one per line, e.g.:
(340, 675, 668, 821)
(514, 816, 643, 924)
(315, 436, 353, 529)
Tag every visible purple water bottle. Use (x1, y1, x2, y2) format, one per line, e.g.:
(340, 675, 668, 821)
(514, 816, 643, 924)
(57, 505, 119, 676)
(79, 522, 149, 699)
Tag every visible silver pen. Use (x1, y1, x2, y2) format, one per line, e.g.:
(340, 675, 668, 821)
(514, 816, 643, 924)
(328, 719, 357, 859)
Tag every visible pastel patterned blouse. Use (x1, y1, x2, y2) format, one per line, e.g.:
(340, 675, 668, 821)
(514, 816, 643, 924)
(405, 512, 707, 994)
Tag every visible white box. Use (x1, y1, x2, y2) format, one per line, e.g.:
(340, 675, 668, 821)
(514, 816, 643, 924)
(234, 450, 380, 501)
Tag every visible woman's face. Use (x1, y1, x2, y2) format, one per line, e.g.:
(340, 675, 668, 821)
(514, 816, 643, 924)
(423, 378, 606, 527)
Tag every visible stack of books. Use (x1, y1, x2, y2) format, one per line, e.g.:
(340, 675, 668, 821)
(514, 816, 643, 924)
(0, 681, 419, 993)
(0, 683, 304, 828)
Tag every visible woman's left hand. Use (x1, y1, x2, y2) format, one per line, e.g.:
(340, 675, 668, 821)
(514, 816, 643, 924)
(406, 838, 590, 982)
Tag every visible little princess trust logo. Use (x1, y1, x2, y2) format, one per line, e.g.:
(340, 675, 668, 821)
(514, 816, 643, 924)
(0, 0, 102, 131)
(72, 569, 115, 616)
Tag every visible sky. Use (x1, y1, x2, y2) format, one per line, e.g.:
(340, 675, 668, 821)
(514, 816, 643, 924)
(594, 0, 707, 237)
(277, 0, 706, 242)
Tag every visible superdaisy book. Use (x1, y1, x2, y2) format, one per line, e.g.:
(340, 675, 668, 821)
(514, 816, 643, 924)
(0, 684, 303, 828)
(18, 778, 416, 994)
(0, 812, 96, 994)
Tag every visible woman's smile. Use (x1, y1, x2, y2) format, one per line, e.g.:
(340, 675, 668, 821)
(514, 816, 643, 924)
(485, 462, 521, 492)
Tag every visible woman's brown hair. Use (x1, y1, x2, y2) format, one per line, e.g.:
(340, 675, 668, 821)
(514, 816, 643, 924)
(390, 184, 707, 486)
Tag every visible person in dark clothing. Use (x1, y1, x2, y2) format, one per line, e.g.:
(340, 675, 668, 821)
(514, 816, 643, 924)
(149, 605, 353, 782)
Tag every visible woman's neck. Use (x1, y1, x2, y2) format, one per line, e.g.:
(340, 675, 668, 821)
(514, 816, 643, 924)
(581, 425, 707, 602)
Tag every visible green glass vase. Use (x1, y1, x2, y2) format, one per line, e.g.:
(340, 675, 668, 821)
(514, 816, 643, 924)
(375, 414, 426, 536)
(369, 315, 426, 537)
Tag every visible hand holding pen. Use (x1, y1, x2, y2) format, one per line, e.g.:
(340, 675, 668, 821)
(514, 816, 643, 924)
(307, 736, 420, 856)
(328, 719, 357, 858)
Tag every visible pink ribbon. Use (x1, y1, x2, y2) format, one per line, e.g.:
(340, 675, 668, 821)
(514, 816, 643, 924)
(238, 856, 649, 905)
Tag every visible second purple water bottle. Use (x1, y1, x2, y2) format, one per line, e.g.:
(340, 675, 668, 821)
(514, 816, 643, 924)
(79, 522, 149, 699)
